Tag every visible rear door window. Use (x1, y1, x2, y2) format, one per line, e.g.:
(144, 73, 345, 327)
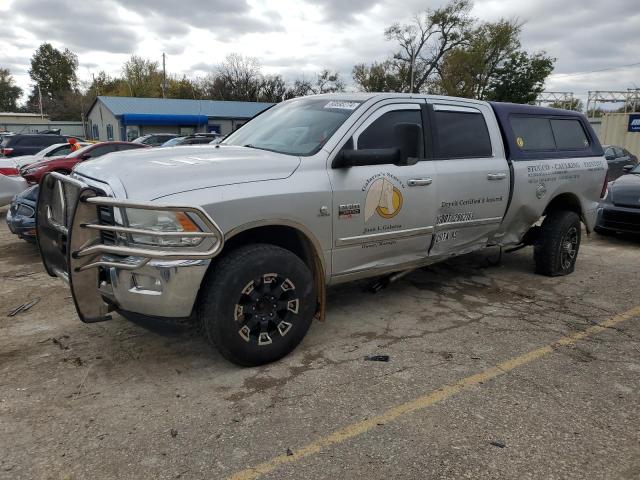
(510, 117, 555, 151)
(433, 108, 492, 158)
(550, 119, 589, 150)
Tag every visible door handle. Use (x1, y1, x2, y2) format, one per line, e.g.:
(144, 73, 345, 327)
(487, 173, 507, 180)
(408, 178, 433, 186)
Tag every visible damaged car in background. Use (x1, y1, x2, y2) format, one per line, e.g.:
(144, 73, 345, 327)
(36, 93, 607, 366)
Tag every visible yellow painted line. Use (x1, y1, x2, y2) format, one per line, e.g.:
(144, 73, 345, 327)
(229, 305, 640, 480)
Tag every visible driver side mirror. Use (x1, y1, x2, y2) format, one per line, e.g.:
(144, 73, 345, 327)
(332, 123, 422, 169)
(622, 164, 634, 174)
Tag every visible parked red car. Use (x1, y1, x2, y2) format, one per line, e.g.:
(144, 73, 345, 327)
(21, 141, 149, 184)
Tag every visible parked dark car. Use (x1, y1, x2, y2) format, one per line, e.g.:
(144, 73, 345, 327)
(0, 134, 73, 157)
(596, 163, 640, 235)
(132, 133, 179, 146)
(21, 141, 149, 184)
(603, 145, 638, 181)
(6, 184, 38, 242)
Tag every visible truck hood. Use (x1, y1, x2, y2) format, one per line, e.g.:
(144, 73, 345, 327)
(73, 145, 301, 200)
(610, 173, 640, 208)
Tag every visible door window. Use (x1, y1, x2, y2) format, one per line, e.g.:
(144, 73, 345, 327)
(87, 145, 117, 158)
(614, 147, 625, 157)
(357, 109, 423, 156)
(433, 108, 492, 158)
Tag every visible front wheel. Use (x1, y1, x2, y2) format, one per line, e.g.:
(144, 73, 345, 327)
(534, 210, 581, 276)
(199, 244, 316, 366)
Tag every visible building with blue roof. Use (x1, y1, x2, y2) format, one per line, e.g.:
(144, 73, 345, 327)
(86, 96, 273, 141)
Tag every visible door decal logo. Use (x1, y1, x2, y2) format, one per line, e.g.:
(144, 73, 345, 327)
(364, 177, 403, 221)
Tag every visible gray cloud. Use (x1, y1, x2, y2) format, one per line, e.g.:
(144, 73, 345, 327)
(301, 0, 381, 23)
(12, 0, 141, 53)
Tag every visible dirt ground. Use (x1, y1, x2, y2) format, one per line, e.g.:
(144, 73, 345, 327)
(1, 205, 639, 480)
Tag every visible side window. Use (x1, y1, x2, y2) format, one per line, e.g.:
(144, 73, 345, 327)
(358, 109, 423, 156)
(510, 116, 555, 151)
(48, 145, 72, 156)
(550, 119, 589, 150)
(614, 147, 625, 157)
(106, 124, 114, 141)
(92, 124, 99, 139)
(87, 145, 117, 158)
(117, 144, 141, 151)
(433, 109, 492, 158)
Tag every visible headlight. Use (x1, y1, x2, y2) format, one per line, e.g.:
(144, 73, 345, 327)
(113, 208, 205, 247)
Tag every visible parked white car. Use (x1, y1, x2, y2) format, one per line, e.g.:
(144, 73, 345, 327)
(11, 142, 90, 168)
(0, 157, 27, 206)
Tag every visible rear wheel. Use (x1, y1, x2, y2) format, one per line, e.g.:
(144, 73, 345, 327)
(534, 210, 581, 276)
(199, 244, 315, 366)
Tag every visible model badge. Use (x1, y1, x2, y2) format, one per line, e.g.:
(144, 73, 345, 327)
(339, 203, 361, 218)
(536, 183, 547, 199)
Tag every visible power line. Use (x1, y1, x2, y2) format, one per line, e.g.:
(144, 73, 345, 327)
(551, 62, 640, 78)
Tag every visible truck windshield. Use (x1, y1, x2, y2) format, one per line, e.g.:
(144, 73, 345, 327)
(223, 98, 363, 156)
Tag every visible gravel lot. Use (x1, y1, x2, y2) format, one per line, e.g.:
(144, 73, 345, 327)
(1, 205, 639, 480)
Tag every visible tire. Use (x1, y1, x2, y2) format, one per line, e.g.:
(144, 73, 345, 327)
(534, 210, 581, 276)
(199, 244, 316, 366)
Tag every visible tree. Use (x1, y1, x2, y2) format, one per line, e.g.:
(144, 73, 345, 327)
(259, 75, 288, 102)
(549, 98, 583, 111)
(28, 43, 78, 98)
(438, 19, 521, 98)
(287, 70, 345, 98)
(485, 51, 555, 104)
(384, 0, 474, 93)
(352, 61, 404, 92)
(209, 53, 263, 101)
(0, 68, 22, 111)
(122, 55, 162, 97)
(168, 75, 202, 99)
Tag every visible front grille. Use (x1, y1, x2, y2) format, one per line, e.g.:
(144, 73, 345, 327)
(97, 205, 117, 245)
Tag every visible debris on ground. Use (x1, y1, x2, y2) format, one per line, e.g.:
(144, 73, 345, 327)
(7, 297, 40, 317)
(170, 429, 178, 438)
(364, 355, 390, 362)
(52, 335, 70, 350)
(286, 448, 294, 456)
(489, 440, 506, 448)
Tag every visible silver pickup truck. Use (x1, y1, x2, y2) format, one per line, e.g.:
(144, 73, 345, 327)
(36, 93, 607, 366)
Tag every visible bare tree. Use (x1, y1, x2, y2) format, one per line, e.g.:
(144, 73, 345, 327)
(385, 0, 474, 93)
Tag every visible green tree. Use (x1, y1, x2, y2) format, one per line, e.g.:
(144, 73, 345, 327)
(352, 61, 404, 92)
(548, 98, 583, 111)
(0, 68, 23, 111)
(168, 75, 202, 99)
(438, 19, 522, 98)
(28, 43, 78, 97)
(259, 75, 288, 102)
(122, 55, 162, 97)
(485, 51, 555, 104)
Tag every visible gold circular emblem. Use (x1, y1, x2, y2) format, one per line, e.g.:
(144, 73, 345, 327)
(516, 136, 525, 148)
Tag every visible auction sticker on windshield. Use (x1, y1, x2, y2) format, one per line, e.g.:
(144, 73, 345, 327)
(324, 101, 360, 110)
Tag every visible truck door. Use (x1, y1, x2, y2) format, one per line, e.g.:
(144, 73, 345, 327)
(428, 101, 510, 257)
(329, 102, 438, 278)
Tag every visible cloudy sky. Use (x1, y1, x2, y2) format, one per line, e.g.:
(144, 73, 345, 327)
(0, 0, 638, 105)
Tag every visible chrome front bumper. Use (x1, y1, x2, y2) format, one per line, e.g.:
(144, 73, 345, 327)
(36, 172, 224, 322)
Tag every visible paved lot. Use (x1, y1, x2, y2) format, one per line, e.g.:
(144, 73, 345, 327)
(1, 205, 639, 480)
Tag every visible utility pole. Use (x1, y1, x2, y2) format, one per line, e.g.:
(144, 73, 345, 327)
(409, 51, 415, 94)
(162, 52, 167, 99)
(37, 84, 44, 119)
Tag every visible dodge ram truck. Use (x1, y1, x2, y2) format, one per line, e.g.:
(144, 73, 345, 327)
(36, 93, 608, 366)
